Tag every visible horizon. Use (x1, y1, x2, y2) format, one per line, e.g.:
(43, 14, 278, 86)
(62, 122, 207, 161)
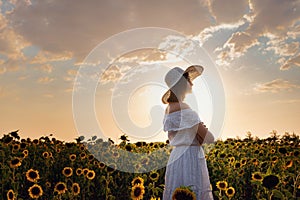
(1, 0, 300, 143)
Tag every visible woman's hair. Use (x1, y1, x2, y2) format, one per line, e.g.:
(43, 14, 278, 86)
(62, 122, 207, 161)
(166, 72, 190, 103)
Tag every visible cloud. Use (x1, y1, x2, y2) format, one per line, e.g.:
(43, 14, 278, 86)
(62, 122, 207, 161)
(287, 24, 300, 39)
(63, 69, 78, 82)
(0, 12, 29, 63)
(272, 99, 300, 104)
(198, 20, 245, 44)
(248, 0, 300, 37)
(7, 0, 211, 61)
(43, 94, 54, 98)
(100, 65, 124, 84)
(265, 34, 299, 57)
(215, 31, 258, 66)
(280, 53, 300, 71)
(37, 77, 54, 84)
(0, 67, 6, 74)
(34, 64, 53, 73)
(30, 50, 73, 65)
(254, 79, 300, 93)
(208, 0, 249, 24)
(214, 0, 300, 67)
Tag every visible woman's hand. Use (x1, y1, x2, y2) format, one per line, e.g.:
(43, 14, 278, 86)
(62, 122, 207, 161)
(195, 122, 214, 145)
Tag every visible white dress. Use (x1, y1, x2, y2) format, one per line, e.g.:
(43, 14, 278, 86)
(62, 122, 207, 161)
(162, 108, 214, 200)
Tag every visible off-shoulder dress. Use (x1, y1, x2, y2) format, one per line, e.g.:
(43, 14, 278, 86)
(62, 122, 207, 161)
(162, 108, 214, 200)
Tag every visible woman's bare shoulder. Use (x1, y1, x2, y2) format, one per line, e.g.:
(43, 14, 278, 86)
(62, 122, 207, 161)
(165, 102, 190, 114)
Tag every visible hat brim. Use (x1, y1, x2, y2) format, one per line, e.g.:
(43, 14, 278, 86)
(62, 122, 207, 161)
(161, 65, 204, 104)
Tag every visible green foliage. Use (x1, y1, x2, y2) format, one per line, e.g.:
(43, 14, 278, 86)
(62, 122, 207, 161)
(0, 131, 299, 199)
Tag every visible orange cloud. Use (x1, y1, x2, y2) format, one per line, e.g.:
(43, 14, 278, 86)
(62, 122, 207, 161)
(37, 77, 54, 84)
(254, 79, 300, 93)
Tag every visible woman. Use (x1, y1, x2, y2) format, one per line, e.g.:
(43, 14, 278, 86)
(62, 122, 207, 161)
(162, 65, 215, 200)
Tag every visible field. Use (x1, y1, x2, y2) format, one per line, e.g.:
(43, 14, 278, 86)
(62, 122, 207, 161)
(1, 130, 299, 200)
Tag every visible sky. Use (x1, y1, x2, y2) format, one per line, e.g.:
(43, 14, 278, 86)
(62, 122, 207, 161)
(0, 0, 300, 143)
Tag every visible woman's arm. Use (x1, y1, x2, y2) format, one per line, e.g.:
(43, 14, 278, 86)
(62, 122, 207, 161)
(195, 122, 215, 145)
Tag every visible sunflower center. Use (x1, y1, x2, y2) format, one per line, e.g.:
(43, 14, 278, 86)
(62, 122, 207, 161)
(11, 159, 20, 165)
(73, 185, 79, 193)
(8, 191, 14, 198)
(31, 186, 41, 195)
(57, 184, 66, 190)
(134, 188, 141, 197)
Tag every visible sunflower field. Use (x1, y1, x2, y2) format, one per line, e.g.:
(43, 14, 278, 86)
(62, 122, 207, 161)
(0, 130, 299, 200)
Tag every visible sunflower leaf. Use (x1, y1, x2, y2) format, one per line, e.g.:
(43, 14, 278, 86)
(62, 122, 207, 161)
(272, 189, 284, 198)
(282, 189, 293, 198)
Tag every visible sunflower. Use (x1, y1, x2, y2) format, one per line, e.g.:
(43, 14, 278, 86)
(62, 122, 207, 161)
(241, 158, 247, 166)
(172, 186, 196, 200)
(9, 157, 22, 168)
(131, 184, 145, 200)
(23, 149, 29, 156)
(26, 169, 40, 182)
(12, 144, 20, 151)
(3, 135, 13, 144)
(32, 139, 39, 145)
(135, 142, 143, 147)
(54, 182, 67, 194)
(45, 181, 51, 188)
(258, 150, 264, 157)
(7, 189, 15, 200)
(271, 156, 278, 163)
(238, 169, 245, 176)
(135, 163, 141, 171)
(62, 167, 73, 177)
(28, 184, 43, 199)
(225, 187, 235, 198)
(216, 181, 228, 190)
(262, 174, 280, 189)
(234, 162, 241, 169)
(80, 152, 86, 159)
(252, 172, 263, 181)
(76, 168, 83, 176)
(149, 171, 159, 182)
(88, 154, 94, 161)
(294, 150, 299, 157)
(254, 149, 259, 154)
(285, 160, 293, 168)
(252, 158, 259, 166)
(69, 154, 76, 162)
(42, 151, 49, 158)
(278, 147, 287, 154)
(150, 197, 161, 200)
(71, 183, 80, 196)
(219, 153, 226, 158)
(229, 157, 235, 163)
(98, 162, 105, 169)
(86, 170, 96, 180)
(131, 177, 144, 186)
(270, 149, 276, 154)
(125, 144, 132, 151)
(20, 142, 27, 149)
(112, 151, 120, 158)
(93, 160, 99, 165)
(79, 145, 85, 151)
(82, 168, 89, 176)
(106, 164, 116, 173)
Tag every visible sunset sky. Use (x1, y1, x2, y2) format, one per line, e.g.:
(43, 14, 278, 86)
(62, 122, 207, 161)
(1, 0, 300, 143)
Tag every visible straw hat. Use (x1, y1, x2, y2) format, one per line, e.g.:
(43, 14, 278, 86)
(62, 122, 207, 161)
(161, 65, 204, 104)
